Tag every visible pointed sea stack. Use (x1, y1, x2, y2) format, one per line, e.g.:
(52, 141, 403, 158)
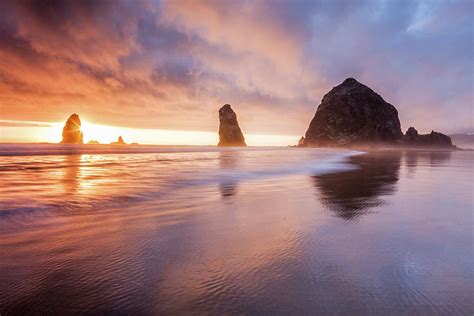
(111, 136, 125, 145)
(61, 114, 83, 144)
(302, 78, 403, 147)
(218, 104, 246, 147)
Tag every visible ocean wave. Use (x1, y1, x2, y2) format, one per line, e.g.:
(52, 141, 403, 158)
(0, 149, 365, 219)
(0, 143, 281, 156)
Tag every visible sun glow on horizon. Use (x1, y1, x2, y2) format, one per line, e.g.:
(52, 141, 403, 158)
(0, 119, 299, 146)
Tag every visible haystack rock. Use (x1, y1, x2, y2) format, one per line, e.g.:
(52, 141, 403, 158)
(302, 78, 403, 147)
(401, 127, 454, 148)
(218, 104, 246, 147)
(61, 114, 83, 144)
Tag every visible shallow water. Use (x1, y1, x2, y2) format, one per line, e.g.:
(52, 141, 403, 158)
(0, 145, 472, 314)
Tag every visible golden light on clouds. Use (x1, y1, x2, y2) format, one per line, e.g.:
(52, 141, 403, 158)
(0, 0, 470, 143)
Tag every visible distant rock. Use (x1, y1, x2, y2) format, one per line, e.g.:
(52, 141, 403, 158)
(111, 136, 125, 145)
(218, 104, 246, 147)
(302, 78, 403, 147)
(87, 140, 100, 145)
(61, 114, 83, 144)
(400, 127, 454, 148)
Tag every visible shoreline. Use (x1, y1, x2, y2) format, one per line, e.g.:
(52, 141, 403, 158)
(0, 142, 471, 158)
(296, 144, 466, 152)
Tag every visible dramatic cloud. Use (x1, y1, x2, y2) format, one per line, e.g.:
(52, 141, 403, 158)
(0, 0, 472, 135)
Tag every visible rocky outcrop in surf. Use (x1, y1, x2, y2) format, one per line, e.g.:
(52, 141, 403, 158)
(400, 127, 454, 148)
(301, 78, 403, 147)
(218, 104, 246, 147)
(61, 114, 83, 144)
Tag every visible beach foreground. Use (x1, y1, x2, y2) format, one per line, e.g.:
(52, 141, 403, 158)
(0, 146, 472, 314)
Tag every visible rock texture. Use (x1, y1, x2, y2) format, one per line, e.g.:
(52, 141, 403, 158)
(303, 78, 403, 146)
(400, 127, 454, 148)
(61, 114, 83, 144)
(218, 104, 246, 147)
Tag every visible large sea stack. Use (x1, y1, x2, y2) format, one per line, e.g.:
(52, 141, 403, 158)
(302, 78, 403, 147)
(218, 104, 246, 147)
(61, 114, 83, 144)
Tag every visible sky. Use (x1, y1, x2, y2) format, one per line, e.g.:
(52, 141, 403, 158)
(0, 0, 472, 145)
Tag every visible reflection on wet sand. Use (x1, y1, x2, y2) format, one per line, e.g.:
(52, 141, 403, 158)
(313, 152, 401, 219)
(404, 150, 452, 174)
(218, 151, 239, 197)
(62, 155, 82, 194)
(313, 150, 454, 220)
(0, 148, 470, 314)
(59, 154, 135, 201)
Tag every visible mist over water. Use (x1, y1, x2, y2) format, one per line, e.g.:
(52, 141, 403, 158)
(0, 146, 472, 314)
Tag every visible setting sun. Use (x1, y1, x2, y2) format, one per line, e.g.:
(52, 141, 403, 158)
(80, 120, 121, 144)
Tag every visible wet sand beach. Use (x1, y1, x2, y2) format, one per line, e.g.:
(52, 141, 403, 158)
(0, 146, 472, 314)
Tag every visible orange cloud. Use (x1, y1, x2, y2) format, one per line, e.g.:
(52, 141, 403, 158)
(0, 0, 472, 139)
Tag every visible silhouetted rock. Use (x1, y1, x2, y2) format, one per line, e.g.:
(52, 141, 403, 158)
(404, 127, 418, 141)
(111, 136, 125, 145)
(302, 78, 403, 147)
(87, 140, 100, 144)
(218, 104, 246, 147)
(401, 127, 454, 148)
(61, 114, 83, 144)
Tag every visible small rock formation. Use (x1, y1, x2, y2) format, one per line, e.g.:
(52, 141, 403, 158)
(404, 126, 419, 141)
(111, 136, 125, 145)
(218, 104, 246, 147)
(400, 127, 454, 148)
(87, 140, 100, 145)
(61, 114, 83, 144)
(302, 78, 403, 147)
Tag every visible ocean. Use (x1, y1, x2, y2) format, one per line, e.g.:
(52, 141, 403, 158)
(0, 144, 472, 314)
